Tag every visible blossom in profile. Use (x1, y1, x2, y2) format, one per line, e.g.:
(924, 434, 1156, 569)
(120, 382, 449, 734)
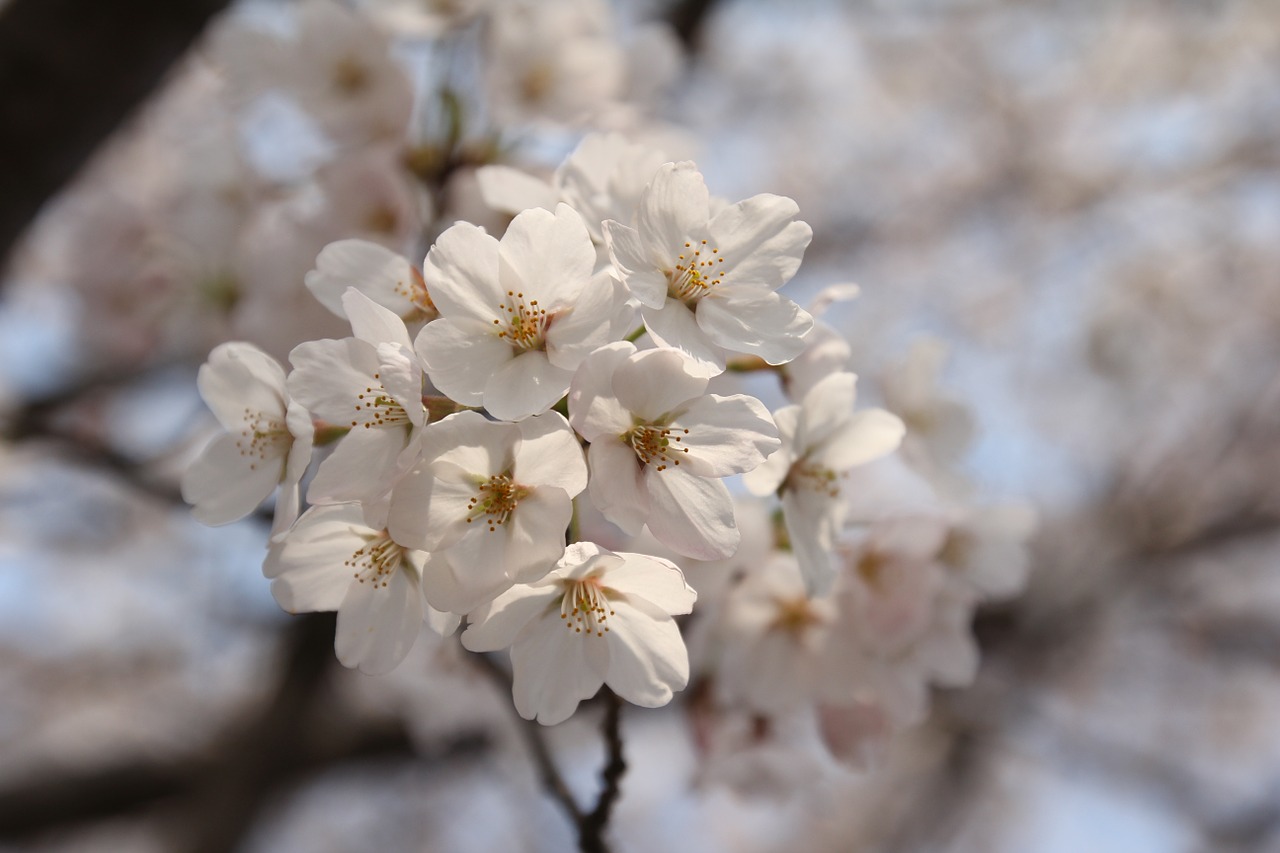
(745, 371, 904, 595)
(462, 542, 696, 725)
(387, 410, 587, 613)
(182, 342, 314, 538)
(288, 289, 425, 515)
(264, 503, 459, 675)
(416, 204, 630, 421)
(306, 239, 438, 325)
(604, 161, 814, 375)
(568, 342, 779, 560)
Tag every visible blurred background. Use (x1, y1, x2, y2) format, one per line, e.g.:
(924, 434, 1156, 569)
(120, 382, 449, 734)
(2, 0, 1279, 850)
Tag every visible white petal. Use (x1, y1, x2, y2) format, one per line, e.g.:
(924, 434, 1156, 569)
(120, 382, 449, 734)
(612, 348, 708, 421)
(567, 341, 635, 441)
(505, 488, 573, 583)
(669, 393, 779, 478)
(642, 300, 724, 377)
(510, 619, 604, 724)
(305, 239, 421, 320)
(423, 221, 505, 322)
(198, 342, 287, 431)
(287, 338, 380, 425)
(335, 565, 423, 674)
(816, 409, 905, 471)
(544, 272, 634, 370)
(645, 467, 738, 560)
(417, 317, 513, 408)
(387, 462, 434, 550)
(799, 371, 858, 451)
(497, 204, 595, 310)
(307, 425, 406, 505)
(604, 220, 667, 309)
(782, 487, 843, 596)
(375, 342, 425, 426)
(462, 583, 559, 651)
(514, 412, 588, 496)
(182, 433, 283, 526)
(475, 165, 557, 215)
(602, 552, 696, 615)
(696, 291, 813, 365)
(435, 526, 522, 613)
(636, 162, 710, 259)
(342, 288, 413, 350)
(706, 193, 811, 291)
(588, 439, 650, 535)
(483, 350, 573, 421)
(264, 504, 369, 612)
(603, 604, 689, 707)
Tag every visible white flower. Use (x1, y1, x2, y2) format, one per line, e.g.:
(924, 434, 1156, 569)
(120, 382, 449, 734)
(214, 0, 414, 146)
(484, 0, 626, 126)
(387, 410, 587, 613)
(712, 553, 839, 716)
(744, 371, 904, 595)
(569, 342, 780, 560)
(462, 541, 696, 725)
(306, 239, 438, 325)
(287, 289, 425, 514)
(416, 204, 631, 420)
(881, 336, 975, 472)
(477, 132, 668, 243)
(937, 503, 1037, 601)
(182, 342, 313, 538)
(264, 503, 459, 675)
(604, 161, 814, 376)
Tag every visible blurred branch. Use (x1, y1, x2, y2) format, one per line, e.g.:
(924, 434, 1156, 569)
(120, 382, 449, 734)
(473, 655, 628, 853)
(664, 0, 718, 52)
(0, 614, 488, 845)
(0, 0, 232, 276)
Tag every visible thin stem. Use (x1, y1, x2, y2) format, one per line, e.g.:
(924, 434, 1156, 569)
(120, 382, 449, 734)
(579, 689, 626, 853)
(624, 325, 647, 344)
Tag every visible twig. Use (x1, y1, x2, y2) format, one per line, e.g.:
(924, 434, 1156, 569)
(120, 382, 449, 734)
(578, 689, 625, 853)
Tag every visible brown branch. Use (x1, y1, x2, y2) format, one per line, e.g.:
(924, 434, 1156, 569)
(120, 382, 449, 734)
(578, 689, 625, 853)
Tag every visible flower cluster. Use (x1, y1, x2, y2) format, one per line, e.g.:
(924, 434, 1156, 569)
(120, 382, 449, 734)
(175, 0, 1032, 786)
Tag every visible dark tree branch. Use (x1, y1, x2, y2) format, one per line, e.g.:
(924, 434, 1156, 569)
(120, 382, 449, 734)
(579, 689, 625, 853)
(664, 0, 719, 52)
(0, 0, 233, 274)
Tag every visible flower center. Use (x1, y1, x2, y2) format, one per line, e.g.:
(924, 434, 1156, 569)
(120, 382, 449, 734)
(492, 290, 549, 351)
(466, 473, 530, 532)
(395, 267, 438, 323)
(351, 371, 412, 430)
(236, 409, 290, 471)
(345, 531, 404, 588)
(624, 424, 690, 472)
(784, 460, 842, 497)
(332, 56, 371, 96)
(667, 239, 725, 305)
(560, 576, 614, 637)
(770, 596, 825, 638)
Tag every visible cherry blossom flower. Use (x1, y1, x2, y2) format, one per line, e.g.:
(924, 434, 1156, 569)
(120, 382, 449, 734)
(603, 161, 814, 375)
(264, 503, 459, 675)
(477, 132, 668, 243)
(744, 371, 904, 595)
(881, 336, 975, 474)
(306, 239, 437, 325)
(568, 342, 779, 560)
(287, 289, 425, 514)
(387, 410, 587, 613)
(416, 204, 630, 421)
(936, 503, 1037, 600)
(462, 541, 696, 725)
(182, 342, 313, 538)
